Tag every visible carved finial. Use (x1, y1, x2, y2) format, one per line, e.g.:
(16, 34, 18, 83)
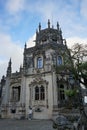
(48, 19, 50, 28)
(20, 64, 22, 72)
(9, 58, 11, 65)
(7, 58, 12, 77)
(24, 42, 27, 49)
(57, 22, 59, 30)
(39, 23, 41, 31)
(59, 28, 62, 35)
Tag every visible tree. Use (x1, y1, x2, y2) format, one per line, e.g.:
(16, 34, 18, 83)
(70, 43, 87, 127)
(70, 43, 87, 88)
(54, 43, 87, 129)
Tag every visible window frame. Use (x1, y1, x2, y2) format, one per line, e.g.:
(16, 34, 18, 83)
(59, 84, 65, 100)
(35, 85, 45, 101)
(40, 85, 45, 100)
(37, 57, 43, 69)
(57, 55, 63, 65)
(11, 86, 21, 102)
(35, 86, 39, 100)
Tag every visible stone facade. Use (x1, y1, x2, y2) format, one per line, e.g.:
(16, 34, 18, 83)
(0, 20, 73, 119)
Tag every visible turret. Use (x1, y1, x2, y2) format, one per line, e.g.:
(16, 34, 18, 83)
(23, 44, 27, 69)
(24, 42, 27, 50)
(6, 58, 12, 77)
(39, 23, 41, 32)
(57, 22, 59, 30)
(35, 20, 64, 46)
(48, 19, 50, 28)
(1, 75, 6, 87)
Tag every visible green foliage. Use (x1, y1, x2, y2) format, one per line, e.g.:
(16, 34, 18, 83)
(70, 43, 87, 87)
(55, 65, 71, 74)
(65, 89, 76, 97)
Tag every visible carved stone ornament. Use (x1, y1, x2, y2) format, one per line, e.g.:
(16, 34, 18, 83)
(29, 77, 48, 86)
(10, 78, 21, 85)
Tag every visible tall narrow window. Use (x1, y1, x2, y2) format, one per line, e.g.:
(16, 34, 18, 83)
(35, 85, 45, 100)
(37, 57, 43, 68)
(35, 86, 39, 100)
(40, 85, 45, 100)
(12, 86, 21, 102)
(18, 86, 21, 101)
(59, 84, 65, 100)
(57, 56, 62, 65)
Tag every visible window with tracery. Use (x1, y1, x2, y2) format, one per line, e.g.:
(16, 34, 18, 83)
(35, 85, 45, 100)
(11, 86, 21, 102)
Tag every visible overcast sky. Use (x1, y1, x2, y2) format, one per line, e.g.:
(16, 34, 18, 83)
(0, 0, 87, 80)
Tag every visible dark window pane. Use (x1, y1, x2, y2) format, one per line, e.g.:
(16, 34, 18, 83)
(35, 86, 39, 100)
(40, 86, 45, 100)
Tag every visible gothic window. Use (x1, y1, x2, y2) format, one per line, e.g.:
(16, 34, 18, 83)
(35, 85, 45, 100)
(59, 84, 65, 100)
(12, 86, 21, 102)
(40, 85, 45, 100)
(57, 56, 62, 65)
(35, 86, 39, 100)
(37, 57, 43, 69)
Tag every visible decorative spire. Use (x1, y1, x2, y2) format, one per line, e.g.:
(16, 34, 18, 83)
(20, 64, 22, 72)
(59, 28, 63, 42)
(48, 19, 50, 28)
(1, 75, 5, 86)
(9, 58, 11, 65)
(59, 28, 62, 35)
(57, 22, 59, 30)
(36, 29, 38, 36)
(39, 23, 41, 32)
(24, 42, 27, 49)
(6, 58, 12, 77)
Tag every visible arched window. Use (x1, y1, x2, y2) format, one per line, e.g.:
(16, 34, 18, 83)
(57, 56, 62, 65)
(40, 85, 45, 100)
(35, 86, 39, 100)
(35, 85, 45, 100)
(11, 86, 21, 102)
(37, 57, 43, 68)
(59, 84, 65, 100)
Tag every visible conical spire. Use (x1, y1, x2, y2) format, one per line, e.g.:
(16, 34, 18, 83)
(39, 23, 41, 32)
(20, 64, 23, 72)
(24, 42, 27, 49)
(6, 58, 12, 77)
(57, 22, 59, 30)
(48, 19, 50, 28)
(59, 28, 62, 35)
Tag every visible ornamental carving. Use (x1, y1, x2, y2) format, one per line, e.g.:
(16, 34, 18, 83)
(29, 77, 48, 86)
(10, 78, 21, 85)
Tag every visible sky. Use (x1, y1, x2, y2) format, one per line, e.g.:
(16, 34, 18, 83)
(0, 0, 87, 80)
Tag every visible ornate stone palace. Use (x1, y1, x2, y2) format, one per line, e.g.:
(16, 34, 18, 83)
(0, 20, 74, 119)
